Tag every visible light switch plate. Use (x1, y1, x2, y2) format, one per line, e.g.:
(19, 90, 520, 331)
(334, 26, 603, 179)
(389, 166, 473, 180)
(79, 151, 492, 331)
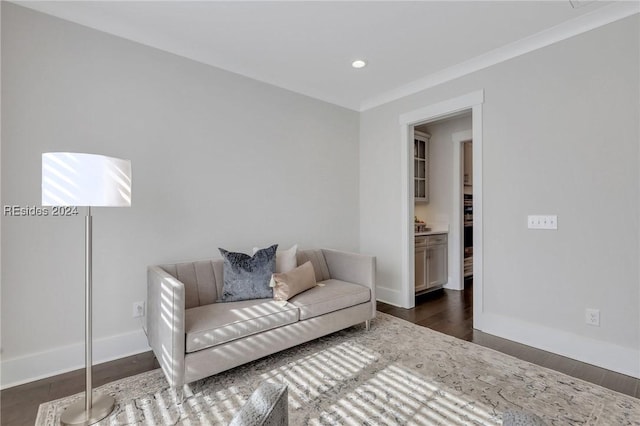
(527, 215, 558, 230)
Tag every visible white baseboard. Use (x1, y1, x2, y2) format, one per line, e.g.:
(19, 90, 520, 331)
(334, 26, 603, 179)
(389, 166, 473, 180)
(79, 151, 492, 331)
(443, 276, 462, 291)
(1, 329, 151, 389)
(375, 285, 404, 307)
(477, 312, 640, 379)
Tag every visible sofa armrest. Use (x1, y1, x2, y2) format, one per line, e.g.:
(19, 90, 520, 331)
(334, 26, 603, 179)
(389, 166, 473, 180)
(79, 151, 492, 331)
(147, 266, 186, 387)
(321, 249, 376, 319)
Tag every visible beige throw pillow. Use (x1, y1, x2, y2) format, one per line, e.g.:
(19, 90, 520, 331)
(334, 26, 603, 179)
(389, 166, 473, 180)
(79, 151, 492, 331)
(271, 261, 316, 301)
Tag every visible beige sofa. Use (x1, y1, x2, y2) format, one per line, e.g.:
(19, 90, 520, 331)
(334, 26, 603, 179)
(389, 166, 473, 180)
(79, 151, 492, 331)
(146, 248, 376, 389)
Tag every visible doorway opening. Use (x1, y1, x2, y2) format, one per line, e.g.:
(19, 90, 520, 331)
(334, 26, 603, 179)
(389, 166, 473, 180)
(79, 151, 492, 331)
(412, 112, 471, 298)
(398, 90, 484, 330)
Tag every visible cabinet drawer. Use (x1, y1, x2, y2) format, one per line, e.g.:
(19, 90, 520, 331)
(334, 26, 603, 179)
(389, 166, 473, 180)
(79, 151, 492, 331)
(415, 237, 428, 247)
(426, 234, 447, 246)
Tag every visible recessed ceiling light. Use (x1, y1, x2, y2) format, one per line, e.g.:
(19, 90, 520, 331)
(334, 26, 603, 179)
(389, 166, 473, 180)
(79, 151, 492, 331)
(352, 59, 367, 69)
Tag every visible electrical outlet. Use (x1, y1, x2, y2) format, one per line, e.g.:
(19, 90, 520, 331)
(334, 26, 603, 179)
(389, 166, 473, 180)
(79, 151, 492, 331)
(133, 301, 145, 318)
(527, 215, 558, 230)
(585, 308, 600, 326)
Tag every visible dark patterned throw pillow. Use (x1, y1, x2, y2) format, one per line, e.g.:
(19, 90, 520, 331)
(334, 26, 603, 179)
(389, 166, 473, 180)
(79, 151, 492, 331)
(218, 244, 278, 302)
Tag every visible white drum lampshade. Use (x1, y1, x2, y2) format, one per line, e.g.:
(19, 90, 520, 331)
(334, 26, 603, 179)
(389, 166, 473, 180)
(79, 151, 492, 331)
(42, 152, 131, 207)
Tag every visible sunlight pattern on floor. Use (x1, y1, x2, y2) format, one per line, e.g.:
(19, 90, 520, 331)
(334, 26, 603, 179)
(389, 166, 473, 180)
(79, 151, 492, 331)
(36, 314, 640, 425)
(306, 362, 500, 425)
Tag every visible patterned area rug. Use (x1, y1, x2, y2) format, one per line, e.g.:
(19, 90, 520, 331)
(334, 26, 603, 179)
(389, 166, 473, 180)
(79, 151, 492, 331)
(36, 313, 639, 425)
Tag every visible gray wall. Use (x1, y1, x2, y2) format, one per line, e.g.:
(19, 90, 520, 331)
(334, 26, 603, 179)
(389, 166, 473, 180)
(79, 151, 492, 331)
(360, 15, 639, 375)
(2, 2, 638, 386)
(1, 3, 359, 386)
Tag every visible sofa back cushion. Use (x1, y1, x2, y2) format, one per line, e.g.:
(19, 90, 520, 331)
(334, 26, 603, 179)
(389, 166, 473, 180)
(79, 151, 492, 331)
(296, 249, 331, 282)
(161, 259, 225, 309)
(160, 249, 330, 309)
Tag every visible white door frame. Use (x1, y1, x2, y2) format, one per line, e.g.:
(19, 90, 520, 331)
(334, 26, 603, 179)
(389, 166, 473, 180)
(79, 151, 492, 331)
(398, 90, 484, 327)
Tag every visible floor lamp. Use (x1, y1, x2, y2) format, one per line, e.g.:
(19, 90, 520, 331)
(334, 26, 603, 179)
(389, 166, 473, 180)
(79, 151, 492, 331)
(42, 152, 132, 425)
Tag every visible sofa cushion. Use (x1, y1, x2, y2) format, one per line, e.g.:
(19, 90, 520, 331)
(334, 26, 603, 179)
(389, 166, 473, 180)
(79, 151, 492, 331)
(288, 279, 371, 320)
(219, 245, 277, 302)
(185, 299, 299, 353)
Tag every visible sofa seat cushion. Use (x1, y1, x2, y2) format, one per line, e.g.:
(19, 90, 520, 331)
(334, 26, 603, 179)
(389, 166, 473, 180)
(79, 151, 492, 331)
(185, 299, 299, 353)
(288, 279, 371, 320)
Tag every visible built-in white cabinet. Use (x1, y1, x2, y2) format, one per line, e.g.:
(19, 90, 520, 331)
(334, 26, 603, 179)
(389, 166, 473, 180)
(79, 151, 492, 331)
(415, 233, 448, 294)
(426, 234, 448, 288)
(414, 131, 430, 203)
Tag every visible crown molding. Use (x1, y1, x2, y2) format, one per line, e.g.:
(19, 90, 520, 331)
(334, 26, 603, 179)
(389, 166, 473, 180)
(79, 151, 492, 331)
(359, 1, 640, 112)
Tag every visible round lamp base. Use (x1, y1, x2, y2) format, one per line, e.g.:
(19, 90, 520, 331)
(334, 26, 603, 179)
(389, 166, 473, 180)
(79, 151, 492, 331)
(60, 393, 115, 426)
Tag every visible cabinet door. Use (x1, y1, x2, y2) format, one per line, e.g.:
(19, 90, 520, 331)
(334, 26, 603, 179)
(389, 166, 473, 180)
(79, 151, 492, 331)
(414, 245, 427, 292)
(414, 132, 430, 203)
(426, 244, 448, 288)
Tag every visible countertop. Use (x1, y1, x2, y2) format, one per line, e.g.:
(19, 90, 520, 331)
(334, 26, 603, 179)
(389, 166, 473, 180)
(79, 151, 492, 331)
(415, 225, 449, 236)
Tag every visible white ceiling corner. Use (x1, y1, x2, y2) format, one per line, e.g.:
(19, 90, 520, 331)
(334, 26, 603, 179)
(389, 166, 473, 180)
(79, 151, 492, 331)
(12, 1, 640, 112)
(361, 1, 640, 111)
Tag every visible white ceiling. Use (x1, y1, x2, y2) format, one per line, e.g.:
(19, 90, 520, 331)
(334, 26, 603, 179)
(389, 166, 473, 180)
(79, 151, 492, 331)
(14, 1, 638, 111)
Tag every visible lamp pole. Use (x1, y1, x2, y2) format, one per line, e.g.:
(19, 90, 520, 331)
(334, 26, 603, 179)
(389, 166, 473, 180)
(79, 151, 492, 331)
(85, 206, 93, 413)
(60, 206, 115, 425)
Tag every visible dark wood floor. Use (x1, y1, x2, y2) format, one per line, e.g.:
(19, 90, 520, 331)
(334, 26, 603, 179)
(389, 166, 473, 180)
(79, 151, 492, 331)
(2, 282, 638, 425)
